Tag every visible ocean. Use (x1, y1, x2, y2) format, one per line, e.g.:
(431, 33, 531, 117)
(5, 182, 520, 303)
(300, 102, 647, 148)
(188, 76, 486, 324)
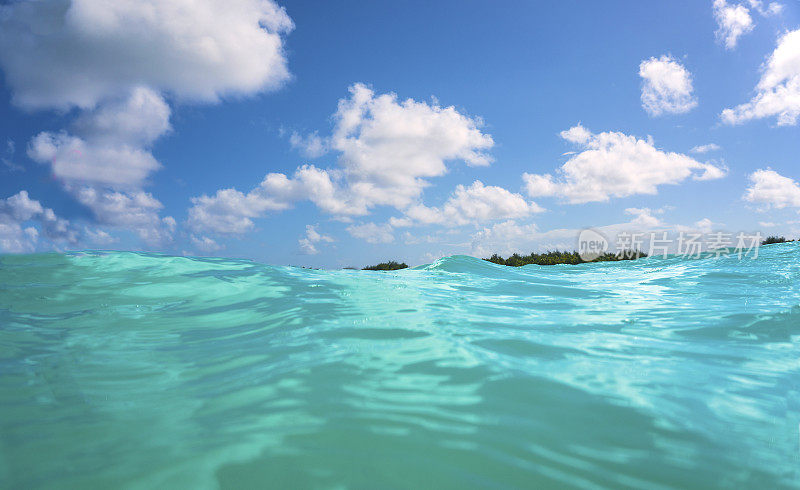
(1, 245, 798, 488)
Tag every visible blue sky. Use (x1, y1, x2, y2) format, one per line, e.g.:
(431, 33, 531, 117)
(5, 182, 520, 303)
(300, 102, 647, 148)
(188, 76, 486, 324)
(1, 0, 799, 267)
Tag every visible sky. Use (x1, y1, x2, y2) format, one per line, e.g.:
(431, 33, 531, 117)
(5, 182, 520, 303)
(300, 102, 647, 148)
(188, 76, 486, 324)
(0, 0, 799, 268)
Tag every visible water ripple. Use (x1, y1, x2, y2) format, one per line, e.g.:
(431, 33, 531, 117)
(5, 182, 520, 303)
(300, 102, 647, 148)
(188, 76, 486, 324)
(1, 247, 799, 488)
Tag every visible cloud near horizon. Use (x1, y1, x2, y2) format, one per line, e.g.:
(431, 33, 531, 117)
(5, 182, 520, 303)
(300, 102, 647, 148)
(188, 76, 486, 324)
(187, 83, 507, 243)
(0, 0, 295, 249)
(523, 125, 727, 204)
(0, 1, 792, 260)
(0, 191, 78, 253)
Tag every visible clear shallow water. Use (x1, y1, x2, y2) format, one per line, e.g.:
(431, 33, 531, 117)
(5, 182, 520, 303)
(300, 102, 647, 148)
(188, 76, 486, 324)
(0, 246, 798, 489)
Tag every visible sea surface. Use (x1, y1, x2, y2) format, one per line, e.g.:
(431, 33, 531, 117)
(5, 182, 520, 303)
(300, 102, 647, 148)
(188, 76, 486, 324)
(1, 246, 799, 489)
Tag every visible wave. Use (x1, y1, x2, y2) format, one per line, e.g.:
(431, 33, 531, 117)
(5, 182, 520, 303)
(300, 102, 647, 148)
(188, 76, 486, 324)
(1, 245, 798, 488)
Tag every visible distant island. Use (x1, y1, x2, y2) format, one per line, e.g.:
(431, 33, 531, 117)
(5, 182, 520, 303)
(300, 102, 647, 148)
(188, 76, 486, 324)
(363, 261, 409, 271)
(484, 250, 647, 267)
(360, 251, 647, 270)
(761, 236, 795, 245)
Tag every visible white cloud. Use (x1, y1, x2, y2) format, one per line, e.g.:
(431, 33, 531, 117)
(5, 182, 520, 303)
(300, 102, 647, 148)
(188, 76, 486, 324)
(744, 169, 800, 208)
(84, 227, 118, 246)
(28, 87, 170, 187)
(75, 187, 174, 244)
(29, 132, 161, 188)
(402, 231, 446, 245)
(747, 0, 783, 16)
(470, 220, 538, 257)
(24, 88, 176, 246)
(693, 218, 717, 233)
(639, 55, 698, 116)
(188, 187, 287, 235)
(187, 165, 355, 235)
(190, 235, 223, 253)
(624, 207, 664, 228)
(0, 0, 293, 110)
(72, 86, 172, 146)
(346, 222, 394, 244)
(0, 191, 78, 252)
(0, 223, 38, 254)
(559, 125, 593, 145)
(469, 211, 733, 259)
(298, 224, 334, 254)
(523, 125, 727, 204)
(306, 224, 333, 244)
(1, 191, 43, 223)
(690, 143, 722, 154)
(721, 29, 800, 126)
(298, 240, 317, 254)
(328, 83, 493, 210)
(1, 1, 295, 248)
(2, 138, 22, 172)
(188, 84, 494, 234)
(388, 217, 414, 228)
(290, 131, 328, 158)
(714, 0, 755, 50)
(404, 180, 543, 227)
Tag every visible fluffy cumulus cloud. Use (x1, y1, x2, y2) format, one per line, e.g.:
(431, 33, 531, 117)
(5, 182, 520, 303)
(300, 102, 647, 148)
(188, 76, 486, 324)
(714, 0, 755, 50)
(624, 207, 665, 228)
(346, 222, 395, 244)
(298, 225, 334, 255)
(28, 132, 161, 187)
(404, 181, 543, 227)
(639, 55, 698, 116)
(326, 83, 493, 209)
(25, 87, 176, 244)
(721, 29, 800, 126)
(523, 125, 727, 204)
(187, 165, 352, 235)
(28, 87, 169, 187)
(744, 169, 800, 208)
(470, 221, 542, 258)
(747, 0, 783, 16)
(289, 131, 328, 159)
(690, 143, 722, 154)
(75, 188, 175, 244)
(190, 235, 223, 253)
(0, 191, 78, 252)
(188, 84, 496, 237)
(713, 0, 784, 50)
(0, 0, 294, 250)
(0, 0, 293, 110)
(469, 208, 726, 259)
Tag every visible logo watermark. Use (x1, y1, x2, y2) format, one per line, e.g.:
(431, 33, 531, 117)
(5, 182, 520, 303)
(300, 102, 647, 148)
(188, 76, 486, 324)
(578, 229, 764, 261)
(578, 228, 609, 261)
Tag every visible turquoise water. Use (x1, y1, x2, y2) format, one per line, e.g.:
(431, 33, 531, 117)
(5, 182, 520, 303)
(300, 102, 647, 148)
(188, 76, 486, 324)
(1, 246, 798, 489)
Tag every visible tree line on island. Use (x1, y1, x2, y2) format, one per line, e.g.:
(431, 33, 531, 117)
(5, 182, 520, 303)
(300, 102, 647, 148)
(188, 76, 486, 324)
(761, 236, 795, 245)
(360, 249, 647, 270)
(359, 236, 798, 270)
(483, 249, 646, 266)
(362, 260, 409, 271)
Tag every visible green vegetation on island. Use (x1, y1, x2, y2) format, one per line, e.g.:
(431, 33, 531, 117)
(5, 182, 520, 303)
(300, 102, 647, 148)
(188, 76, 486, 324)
(761, 236, 795, 246)
(484, 250, 647, 267)
(363, 261, 409, 271)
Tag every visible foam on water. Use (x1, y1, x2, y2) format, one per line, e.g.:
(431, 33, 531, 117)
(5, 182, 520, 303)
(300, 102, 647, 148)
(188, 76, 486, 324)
(1, 245, 799, 488)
